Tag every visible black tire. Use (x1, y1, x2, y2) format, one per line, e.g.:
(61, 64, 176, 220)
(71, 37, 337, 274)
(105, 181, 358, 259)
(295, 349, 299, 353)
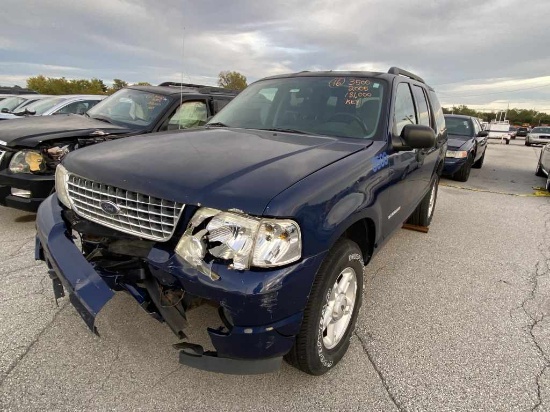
(525, 140, 531, 146)
(453, 155, 473, 182)
(536, 158, 546, 177)
(546, 175, 550, 192)
(406, 175, 439, 227)
(284, 239, 364, 375)
(472, 151, 485, 169)
(505, 139, 510, 145)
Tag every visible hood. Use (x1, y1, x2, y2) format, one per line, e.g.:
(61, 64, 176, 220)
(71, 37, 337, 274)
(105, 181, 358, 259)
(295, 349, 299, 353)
(64, 128, 369, 215)
(0, 114, 133, 148)
(447, 135, 473, 150)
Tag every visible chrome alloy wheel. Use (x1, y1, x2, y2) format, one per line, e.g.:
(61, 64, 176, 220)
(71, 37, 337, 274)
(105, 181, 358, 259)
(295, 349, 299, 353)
(428, 180, 437, 218)
(321, 267, 358, 350)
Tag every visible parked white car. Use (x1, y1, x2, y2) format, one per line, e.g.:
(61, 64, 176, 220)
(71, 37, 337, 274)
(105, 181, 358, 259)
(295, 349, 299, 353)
(0, 95, 105, 120)
(0, 95, 52, 119)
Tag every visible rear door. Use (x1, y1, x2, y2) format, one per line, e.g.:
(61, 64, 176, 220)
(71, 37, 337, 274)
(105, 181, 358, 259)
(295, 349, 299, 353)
(411, 85, 438, 192)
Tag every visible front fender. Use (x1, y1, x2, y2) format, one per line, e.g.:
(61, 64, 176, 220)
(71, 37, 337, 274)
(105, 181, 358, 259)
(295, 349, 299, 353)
(264, 142, 388, 259)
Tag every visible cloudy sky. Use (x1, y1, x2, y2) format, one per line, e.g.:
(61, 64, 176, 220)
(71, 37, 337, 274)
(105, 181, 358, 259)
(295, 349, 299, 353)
(1, 0, 549, 111)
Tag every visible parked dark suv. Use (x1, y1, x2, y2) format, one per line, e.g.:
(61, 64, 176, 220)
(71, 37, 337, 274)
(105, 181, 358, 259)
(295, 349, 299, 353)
(36, 68, 447, 375)
(0, 83, 237, 212)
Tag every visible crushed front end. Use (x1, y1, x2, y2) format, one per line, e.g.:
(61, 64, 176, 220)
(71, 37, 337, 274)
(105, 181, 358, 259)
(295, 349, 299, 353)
(35, 168, 325, 374)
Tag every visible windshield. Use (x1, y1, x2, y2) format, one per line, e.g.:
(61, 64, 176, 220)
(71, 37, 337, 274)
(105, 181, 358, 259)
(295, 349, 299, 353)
(208, 76, 387, 139)
(532, 127, 550, 134)
(87, 89, 172, 130)
(444, 116, 474, 137)
(13, 97, 66, 115)
(0, 96, 27, 112)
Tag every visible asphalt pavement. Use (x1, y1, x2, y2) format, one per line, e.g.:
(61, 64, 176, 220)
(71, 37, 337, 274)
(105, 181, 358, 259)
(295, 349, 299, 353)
(0, 137, 549, 411)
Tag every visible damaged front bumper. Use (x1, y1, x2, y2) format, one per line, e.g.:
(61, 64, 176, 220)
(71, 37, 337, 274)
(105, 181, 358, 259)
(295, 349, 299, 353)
(35, 195, 326, 374)
(0, 169, 54, 212)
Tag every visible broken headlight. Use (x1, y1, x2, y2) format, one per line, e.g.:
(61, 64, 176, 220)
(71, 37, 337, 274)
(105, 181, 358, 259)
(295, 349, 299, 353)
(55, 164, 71, 208)
(175, 208, 301, 272)
(9, 150, 47, 174)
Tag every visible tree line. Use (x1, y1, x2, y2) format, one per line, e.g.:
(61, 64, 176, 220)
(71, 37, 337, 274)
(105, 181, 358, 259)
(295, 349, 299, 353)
(443, 105, 550, 126)
(22, 70, 248, 96)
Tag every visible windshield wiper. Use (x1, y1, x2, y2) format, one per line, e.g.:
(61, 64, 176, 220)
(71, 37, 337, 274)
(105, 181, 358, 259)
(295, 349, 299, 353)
(258, 128, 314, 135)
(90, 115, 114, 125)
(206, 122, 229, 128)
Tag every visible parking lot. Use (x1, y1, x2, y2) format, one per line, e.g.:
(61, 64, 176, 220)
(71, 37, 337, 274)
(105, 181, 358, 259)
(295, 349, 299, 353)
(0, 138, 548, 411)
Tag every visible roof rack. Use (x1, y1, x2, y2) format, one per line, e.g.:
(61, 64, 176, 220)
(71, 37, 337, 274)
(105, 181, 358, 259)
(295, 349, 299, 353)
(387, 67, 425, 84)
(157, 82, 239, 95)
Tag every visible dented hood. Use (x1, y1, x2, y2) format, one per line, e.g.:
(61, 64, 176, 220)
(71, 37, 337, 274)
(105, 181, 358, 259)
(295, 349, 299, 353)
(0, 114, 133, 148)
(64, 128, 369, 215)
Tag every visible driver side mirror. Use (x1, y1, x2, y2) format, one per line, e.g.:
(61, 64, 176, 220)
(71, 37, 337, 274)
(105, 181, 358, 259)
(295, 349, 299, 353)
(393, 124, 436, 151)
(477, 131, 489, 137)
(1, 108, 8, 113)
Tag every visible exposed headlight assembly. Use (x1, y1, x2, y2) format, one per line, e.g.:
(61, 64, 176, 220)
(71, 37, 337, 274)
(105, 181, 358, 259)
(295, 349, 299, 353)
(175, 208, 302, 276)
(9, 150, 47, 173)
(55, 164, 71, 208)
(445, 150, 468, 158)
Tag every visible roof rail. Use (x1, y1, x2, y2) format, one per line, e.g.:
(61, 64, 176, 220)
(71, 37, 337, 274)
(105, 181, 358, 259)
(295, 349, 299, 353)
(387, 67, 425, 84)
(157, 82, 239, 95)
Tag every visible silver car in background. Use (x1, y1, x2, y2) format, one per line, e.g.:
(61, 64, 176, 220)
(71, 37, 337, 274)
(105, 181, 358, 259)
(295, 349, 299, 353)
(0, 95, 104, 120)
(0, 94, 52, 119)
(525, 126, 550, 146)
(535, 142, 550, 190)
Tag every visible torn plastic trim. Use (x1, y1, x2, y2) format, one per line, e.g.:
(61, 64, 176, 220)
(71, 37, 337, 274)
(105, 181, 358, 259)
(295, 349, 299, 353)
(35, 195, 115, 334)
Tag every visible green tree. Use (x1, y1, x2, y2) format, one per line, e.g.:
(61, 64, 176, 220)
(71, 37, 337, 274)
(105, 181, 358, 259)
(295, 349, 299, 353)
(107, 79, 129, 94)
(217, 71, 247, 91)
(134, 81, 151, 86)
(26, 75, 108, 95)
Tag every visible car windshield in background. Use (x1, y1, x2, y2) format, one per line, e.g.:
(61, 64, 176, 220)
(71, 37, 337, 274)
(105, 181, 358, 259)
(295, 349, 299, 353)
(87, 89, 172, 130)
(0, 96, 26, 112)
(208, 76, 386, 139)
(445, 117, 473, 138)
(13, 97, 66, 115)
(532, 127, 550, 134)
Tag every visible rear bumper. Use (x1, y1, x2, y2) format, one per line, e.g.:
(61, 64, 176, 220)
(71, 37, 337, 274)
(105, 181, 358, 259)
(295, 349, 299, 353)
(443, 157, 467, 175)
(0, 169, 54, 212)
(36, 195, 326, 373)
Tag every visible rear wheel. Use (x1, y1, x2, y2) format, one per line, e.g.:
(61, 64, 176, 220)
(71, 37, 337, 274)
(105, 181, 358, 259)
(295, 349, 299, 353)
(285, 239, 364, 375)
(407, 175, 439, 227)
(453, 155, 473, 182)
(546, 175, 550, 192)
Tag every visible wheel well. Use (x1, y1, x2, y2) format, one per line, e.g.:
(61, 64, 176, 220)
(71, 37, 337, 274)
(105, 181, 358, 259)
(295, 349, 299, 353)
(341, 218, 375, 264)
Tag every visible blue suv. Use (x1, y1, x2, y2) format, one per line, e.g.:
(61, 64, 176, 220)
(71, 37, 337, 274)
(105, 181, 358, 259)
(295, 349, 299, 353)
(35, 67, 447, 375)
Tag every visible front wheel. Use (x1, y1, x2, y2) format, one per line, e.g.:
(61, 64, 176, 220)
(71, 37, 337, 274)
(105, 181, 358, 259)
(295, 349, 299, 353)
(546, 174, 550, 192)
(285, 239, 364, 375)
(453, 156, 473, 182)
(406, 175, 439, 227)
(525, 139, 531, 146)
(536, 159, 546, 177)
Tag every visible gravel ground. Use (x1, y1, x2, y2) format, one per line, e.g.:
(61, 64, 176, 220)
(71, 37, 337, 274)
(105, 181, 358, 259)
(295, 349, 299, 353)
(0, 138, 549, 411)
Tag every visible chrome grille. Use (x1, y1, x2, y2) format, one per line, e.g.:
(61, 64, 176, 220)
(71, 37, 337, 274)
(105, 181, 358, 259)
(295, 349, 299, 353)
(67, 174, 184, 241)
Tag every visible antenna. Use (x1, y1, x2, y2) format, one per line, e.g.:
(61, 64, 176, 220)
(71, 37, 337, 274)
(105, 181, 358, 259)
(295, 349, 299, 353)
(179, 24, 185, 130)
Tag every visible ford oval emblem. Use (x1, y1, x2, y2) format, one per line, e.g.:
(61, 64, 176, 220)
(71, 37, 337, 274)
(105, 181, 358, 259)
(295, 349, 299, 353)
(100, 200, 121, 216)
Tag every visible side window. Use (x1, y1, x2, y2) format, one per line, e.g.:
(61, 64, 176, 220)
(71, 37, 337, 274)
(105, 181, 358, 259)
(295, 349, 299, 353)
(472, 118, 481, 135)
(161, 100, 208, 131)
(212, 98, 231, 114)
(428, 90, 445, 133)
(412, 86, 430, 127)
(393, 83, 417, 136)
(56, 101, 94, 115)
